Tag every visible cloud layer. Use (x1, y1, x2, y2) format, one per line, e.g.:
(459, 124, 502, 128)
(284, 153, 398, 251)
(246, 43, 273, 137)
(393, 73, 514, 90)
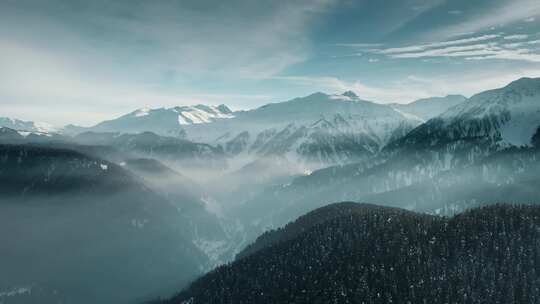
(1, 0, 540, 126)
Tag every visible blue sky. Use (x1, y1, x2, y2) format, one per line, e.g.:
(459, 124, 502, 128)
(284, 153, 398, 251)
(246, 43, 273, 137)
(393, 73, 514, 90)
(1, 0, 540, 126)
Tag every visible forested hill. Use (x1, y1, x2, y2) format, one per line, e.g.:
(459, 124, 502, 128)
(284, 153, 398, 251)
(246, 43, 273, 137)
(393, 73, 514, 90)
(163, 203, 540, 304)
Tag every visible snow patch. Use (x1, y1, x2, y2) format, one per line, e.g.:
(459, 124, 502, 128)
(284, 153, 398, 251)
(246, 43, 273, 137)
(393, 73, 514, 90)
(134, 107, 150, 117)
(178, 115, 189, 125)
(34, 121, 57, 133)
(330, 95, 353, 101)
(193, 239, 228, 265)
(100, 164, 108, 170)
(131, 218, 149, 228)
(182, 111, 212, 124)
(177, 105, 234, 126)
(0, 286, 32, 298)
(392, 108, 425, 123)
(499, 96, 540, 146)
(201, 196, 223, 218)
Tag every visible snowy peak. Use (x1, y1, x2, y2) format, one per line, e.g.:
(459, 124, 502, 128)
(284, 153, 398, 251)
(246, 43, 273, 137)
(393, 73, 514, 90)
(0, 117, 57, 133)
(84, 103, 234, 137)
(440, 77, 540, 146)
(129, 104, 234, 125)
(341, 90, 359, 99)
(173, 104, 234, 125)
(390, 77, 540, 151)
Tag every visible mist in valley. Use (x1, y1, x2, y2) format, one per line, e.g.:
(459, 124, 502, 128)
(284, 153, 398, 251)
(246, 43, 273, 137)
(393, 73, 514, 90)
(2, 0, 540, 303)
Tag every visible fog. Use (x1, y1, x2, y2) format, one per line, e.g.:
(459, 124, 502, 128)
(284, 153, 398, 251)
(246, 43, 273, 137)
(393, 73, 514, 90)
(1, 119, 540, 304)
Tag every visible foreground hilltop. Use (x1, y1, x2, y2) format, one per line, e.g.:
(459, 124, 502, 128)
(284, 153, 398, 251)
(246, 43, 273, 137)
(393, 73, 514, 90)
(163, 202, 540, 304)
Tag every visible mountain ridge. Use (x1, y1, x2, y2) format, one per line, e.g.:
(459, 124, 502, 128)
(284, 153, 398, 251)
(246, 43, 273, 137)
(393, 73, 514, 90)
(162, 203, 540, 304)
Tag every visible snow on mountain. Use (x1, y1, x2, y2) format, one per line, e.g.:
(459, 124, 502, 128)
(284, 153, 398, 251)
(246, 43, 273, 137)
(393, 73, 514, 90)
(182, 91, 422, 168)
(175, 105, 234, 125)
(83, 104, 234, 137)
(0, 117, 57, 133)
(227, 79, 540, 240)
(439, 77, 540, 147)
(387, 77, 540, 153)
(390, 95, 467, 121)
(130, 104, 235, 125)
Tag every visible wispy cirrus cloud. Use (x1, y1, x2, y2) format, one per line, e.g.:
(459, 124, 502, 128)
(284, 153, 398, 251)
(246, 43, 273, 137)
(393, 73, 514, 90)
(353, 32, 540, 63)
(504, 34, 530, 40)
(0, 0, 336, 126)
(424, 0, 540, 39)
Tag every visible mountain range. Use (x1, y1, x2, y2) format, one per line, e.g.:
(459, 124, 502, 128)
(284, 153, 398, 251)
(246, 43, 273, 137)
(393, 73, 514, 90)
(2, 77, 540, 304)
(230, 78, 540, 243)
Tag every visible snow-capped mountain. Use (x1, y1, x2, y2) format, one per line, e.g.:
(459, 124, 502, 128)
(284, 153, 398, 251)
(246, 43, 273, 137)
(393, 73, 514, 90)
(0, 126, 68, 143)
(65, 91, 421, 171)
(0, 117, 56, 133)
(80, 104, 234, 137)
(389, 77, 540, 152)
(227, 78, 540, 242)
(390, 95, 467, 121)
(442, 77, 540, 147)
(184, 91, 422, 169)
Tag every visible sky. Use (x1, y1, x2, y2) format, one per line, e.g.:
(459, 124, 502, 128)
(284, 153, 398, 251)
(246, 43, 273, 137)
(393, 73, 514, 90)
(1, 0, 540, 127)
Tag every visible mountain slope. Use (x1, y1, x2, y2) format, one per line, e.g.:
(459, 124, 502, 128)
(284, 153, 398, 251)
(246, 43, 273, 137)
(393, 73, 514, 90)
(78, 104, 234, 137)
(164, 203, 540, 304)
(363, 146, 540, 214)
(0, 117, 56, 133)
(190, 91, 422, 173)
(387, 77, 540, 152)
(123, 158, 233, 266)
(391, 95, 467, 121)
(71, 92, 421, 171)
(74, 131, 227, 180)
(231, 78, 540, 239)
(0, 145, 209, 304)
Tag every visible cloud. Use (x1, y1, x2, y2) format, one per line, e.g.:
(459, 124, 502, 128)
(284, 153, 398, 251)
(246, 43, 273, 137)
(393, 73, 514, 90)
(378, 34, 499, 54)
(0, 0, 335, 126)
(364, 32, 540, 63)
(504, 34, 529, 40)
(427, 0, 540, 38)
(332, 43, 383, 48)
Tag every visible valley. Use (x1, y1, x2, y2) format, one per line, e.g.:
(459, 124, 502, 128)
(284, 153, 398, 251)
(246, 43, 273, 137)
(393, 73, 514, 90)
(1, 78, 540, 304)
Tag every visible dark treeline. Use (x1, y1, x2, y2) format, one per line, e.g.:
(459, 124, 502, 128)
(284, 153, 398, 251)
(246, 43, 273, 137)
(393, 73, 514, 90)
(163, 203, 540, 304)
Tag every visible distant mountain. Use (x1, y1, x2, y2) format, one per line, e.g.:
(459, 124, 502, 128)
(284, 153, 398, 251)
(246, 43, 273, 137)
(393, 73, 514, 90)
(0, 117, 56, 133)
(0, 127, 69, 144)
(64, 92, 420, 171)
(75, 104, 234, 137)
(184, 91, 421, 169)
(388, 77, 540, 152)
(0, 144, 211, 304)
(363, 146, 540, 214)
(74, 131, 228, 180)
(229, 78, 540, 242)
(390, 94, 467, 121)
(163, 203, 540, 304)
